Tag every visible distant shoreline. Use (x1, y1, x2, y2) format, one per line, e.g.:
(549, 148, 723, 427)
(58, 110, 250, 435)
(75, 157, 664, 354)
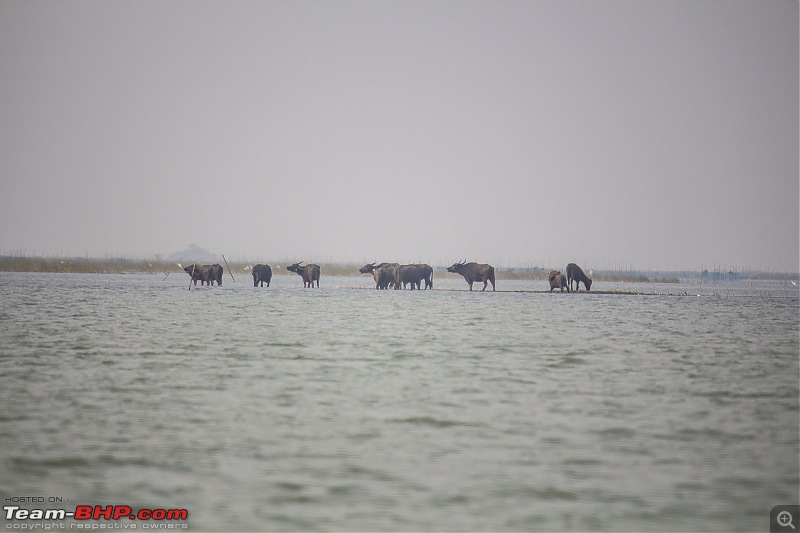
(0, 256, 796, 282)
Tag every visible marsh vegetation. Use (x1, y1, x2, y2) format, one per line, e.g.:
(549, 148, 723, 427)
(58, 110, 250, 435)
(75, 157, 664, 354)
(1, 255, 793, 283)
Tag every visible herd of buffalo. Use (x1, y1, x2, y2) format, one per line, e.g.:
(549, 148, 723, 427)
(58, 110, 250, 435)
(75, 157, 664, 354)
(184, 261, 594, 292)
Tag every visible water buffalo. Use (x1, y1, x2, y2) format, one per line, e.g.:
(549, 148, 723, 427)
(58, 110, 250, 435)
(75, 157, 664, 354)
(252, 264, 272, 287)
(184, 263, 223, 286)
(184, 264, 208, 285)
(286, 261, 320, 288)
(447, 260, 495, 291)
(395, 264, 434, 290)
(417, 264, 434, 289)
(359, 262, 399, 289)
(209, 263, 223, 286)
(375, 265, 399, 290)
(548, 270, 569, 292)
(566, 263, 592, 291)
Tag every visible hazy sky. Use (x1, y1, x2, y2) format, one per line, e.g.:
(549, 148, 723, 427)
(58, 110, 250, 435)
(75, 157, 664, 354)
(1, 1, 797, 271)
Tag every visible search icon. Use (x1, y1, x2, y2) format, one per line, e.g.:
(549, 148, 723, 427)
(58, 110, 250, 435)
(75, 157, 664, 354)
(778, 511, 796, 529)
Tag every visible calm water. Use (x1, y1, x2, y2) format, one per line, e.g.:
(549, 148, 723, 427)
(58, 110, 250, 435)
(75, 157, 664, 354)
(1, 272, 798, 531)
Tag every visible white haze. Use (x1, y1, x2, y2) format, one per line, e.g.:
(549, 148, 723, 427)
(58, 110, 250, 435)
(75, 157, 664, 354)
(0, 1, 797, 272)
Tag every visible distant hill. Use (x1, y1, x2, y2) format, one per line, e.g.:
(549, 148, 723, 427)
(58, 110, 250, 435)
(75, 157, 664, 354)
(167, 244, 218, 262)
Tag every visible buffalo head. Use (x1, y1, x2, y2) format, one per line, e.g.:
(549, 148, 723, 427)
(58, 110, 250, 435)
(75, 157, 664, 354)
(359, 262, 377, 274)
(286, 261, 304, 275)
(447, 259, 467, 274)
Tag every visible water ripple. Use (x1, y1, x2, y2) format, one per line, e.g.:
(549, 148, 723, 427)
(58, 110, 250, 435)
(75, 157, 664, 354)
(0, 273, 797, 531)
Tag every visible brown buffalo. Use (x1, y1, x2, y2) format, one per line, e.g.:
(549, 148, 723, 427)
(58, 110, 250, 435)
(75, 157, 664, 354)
(548, 270, 569, 292)
(286, 262, 320, 288)
(184, 263, 223, 286)
(359, 262, 399, 290)
(447, 260, 495, 291)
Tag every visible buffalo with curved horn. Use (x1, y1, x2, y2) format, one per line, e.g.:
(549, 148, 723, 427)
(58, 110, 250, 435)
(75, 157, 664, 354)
(286, 261, 320, 288)
(359, 262, 398, 290)
(447, 259, 495, 291)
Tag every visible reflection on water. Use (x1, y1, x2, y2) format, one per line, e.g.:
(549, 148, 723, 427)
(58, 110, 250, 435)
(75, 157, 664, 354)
(0, 273, 798, 531)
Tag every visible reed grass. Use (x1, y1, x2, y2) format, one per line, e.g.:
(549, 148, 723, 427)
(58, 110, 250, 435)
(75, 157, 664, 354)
(593, 273, 680, 284)
(0, 256, 785, 283)
(0, 256, 179, 274)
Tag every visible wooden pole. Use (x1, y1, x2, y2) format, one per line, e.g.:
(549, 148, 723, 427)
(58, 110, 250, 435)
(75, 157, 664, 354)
(222, 254, 235, 283)
(162, 271, 170, 281)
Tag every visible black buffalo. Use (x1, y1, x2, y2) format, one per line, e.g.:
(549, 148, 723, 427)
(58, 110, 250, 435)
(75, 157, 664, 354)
(447, 260, 495, 291)
(286, 262, 320, 288)
(566, 263, 592, 291)
(548, 270, 569, 292)
(359, 262, 399, 290)
(184, 263, 223, 286)
(209, 264, 223, 286)
(375, 266, 398, 290)
(252, 264, 272, 287)
(184, 264, 209, 285)
(415, 264, 434, 289)
(395, 264, 434, 290)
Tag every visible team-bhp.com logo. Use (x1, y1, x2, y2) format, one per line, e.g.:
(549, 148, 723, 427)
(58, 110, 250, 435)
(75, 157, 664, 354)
(4, 505, 188, 528)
